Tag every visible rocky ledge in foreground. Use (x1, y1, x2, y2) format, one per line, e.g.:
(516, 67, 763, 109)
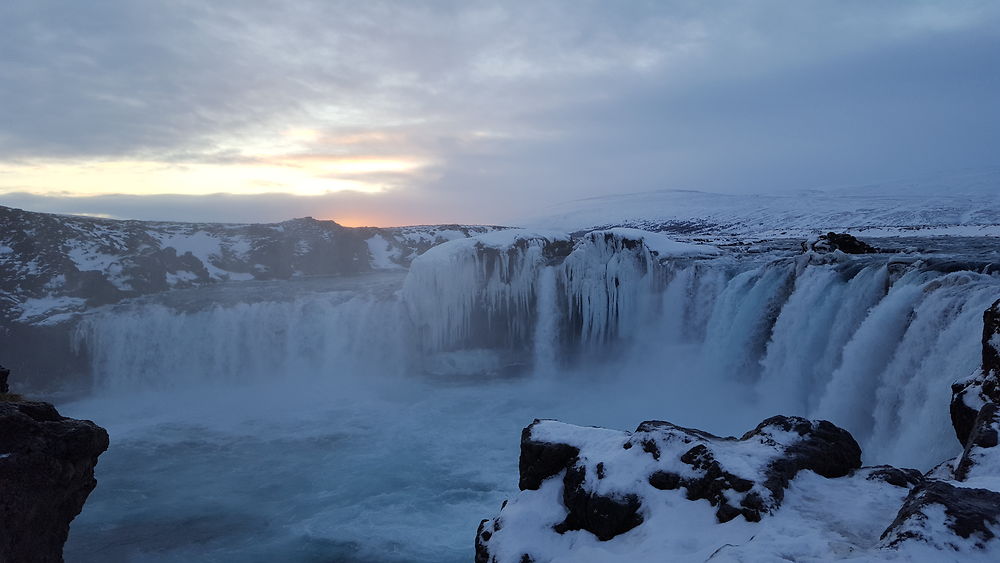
(478, 412, 1000, 563)
(0, 371, 109, 563)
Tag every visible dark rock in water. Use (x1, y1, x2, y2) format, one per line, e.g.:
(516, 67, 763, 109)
(477, 415, 862, 559)
(881, 480, 1000, 550)
(951, 299, 1000, 446)
(955, 403, 1000, 482)
(802, 232, 879, 254)
(859, 465, 925, 488)
(0, 399, 109, 563)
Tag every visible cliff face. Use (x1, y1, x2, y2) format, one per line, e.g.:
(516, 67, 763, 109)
(951, 299, 1000, 446)
(0, 398, 109, 563)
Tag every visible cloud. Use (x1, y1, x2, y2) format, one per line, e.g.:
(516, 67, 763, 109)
(1, 1, 998, 224)
(0, 188, 484, 227)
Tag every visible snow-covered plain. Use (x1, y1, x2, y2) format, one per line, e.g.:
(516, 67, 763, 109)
(521, 168, 1000, 240)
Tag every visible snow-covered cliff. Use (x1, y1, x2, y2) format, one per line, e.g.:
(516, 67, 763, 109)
(0, 204, 505, 325)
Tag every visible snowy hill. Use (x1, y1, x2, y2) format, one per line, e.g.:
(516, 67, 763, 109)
(521, 168, 1000, 240)
(0, 205, 505, 325)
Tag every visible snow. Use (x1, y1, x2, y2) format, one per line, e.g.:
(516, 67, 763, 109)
(484, 459, 910, 562)
(17, 295, 86, 324)
(67, 246, 121, 272)
(365, 234, 404, 270)
(488, 419, 1000, 562)
(519, 170, 1000, 241)
(601, 228, 721, 257)
(165, 270, 200, 285)
(154, 231, 222, 262)
(152, 230, 239, 281)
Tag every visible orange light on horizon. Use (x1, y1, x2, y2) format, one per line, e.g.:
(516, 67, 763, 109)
(0, 154, 429, 198)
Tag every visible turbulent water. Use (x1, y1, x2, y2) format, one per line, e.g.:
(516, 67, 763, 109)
(59, 233, 999, 562)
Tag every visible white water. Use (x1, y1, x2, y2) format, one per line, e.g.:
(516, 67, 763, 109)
(60, 234, 999, 562)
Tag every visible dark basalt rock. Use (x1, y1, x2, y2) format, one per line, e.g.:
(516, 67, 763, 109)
(475, 518, 495, 563)
(649, 444, 758, 523)
(955, 403, 1000, 482)
(518, 420, 580, 491)
(986, 300, 1000, 377)
(643, 416, 861, 523)
(860, 465, 925, 488)
(802, 232, 879, 254)
(951, 299, 1000, 446)
(881, 480, 1000, 550)
(0, 399, 109, 563)
(0, 364, 9, 394)
(747, 416, 862, 505)
(555, 465, 644, 540)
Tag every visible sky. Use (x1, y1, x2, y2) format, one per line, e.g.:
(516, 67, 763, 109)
(0, 1, 998, 226)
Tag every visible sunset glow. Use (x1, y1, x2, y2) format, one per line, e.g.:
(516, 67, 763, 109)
(0, 153, 429, 198)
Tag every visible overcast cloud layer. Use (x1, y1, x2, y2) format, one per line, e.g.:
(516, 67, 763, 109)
(1, 1, 998, 225)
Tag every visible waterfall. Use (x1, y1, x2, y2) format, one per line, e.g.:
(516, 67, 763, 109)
(73, 289, 411, 392)
(69, 230, 1000, 467)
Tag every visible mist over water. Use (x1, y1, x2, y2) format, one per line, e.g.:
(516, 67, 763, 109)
(60, 235, 999, 562)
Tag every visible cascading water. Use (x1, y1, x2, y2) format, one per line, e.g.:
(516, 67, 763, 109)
(61, 229, 999, 562)
(72, 279, 412, 392)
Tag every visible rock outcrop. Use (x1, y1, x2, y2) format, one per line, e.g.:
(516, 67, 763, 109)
(955, 403, 1000, 482)
(802, 232, 879, 254)
(881, 480, 1000, 550)
(0, 398, 109, 562)
(477, 416, 862, 561)
(951, 299, 1000, 446)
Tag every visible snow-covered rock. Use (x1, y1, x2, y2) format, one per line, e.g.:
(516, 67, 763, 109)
(802, 232, 879, 254)
(477, 414, 1000, 562)
(955, 403, 1000, 483)
(477, 416, 863, 562)
(880, 480, 1000, 552)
